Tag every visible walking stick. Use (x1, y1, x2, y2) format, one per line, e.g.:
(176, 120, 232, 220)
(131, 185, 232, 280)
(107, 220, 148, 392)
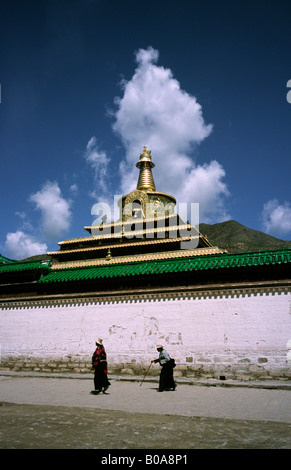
(140, 362, 152, 387)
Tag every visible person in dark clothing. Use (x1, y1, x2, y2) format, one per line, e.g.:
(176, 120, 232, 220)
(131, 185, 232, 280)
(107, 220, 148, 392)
(151, 344, 176, 392)
(91, 338, 111, 395)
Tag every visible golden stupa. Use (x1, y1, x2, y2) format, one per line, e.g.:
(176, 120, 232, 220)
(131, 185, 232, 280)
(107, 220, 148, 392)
(48, 146, 219, 269)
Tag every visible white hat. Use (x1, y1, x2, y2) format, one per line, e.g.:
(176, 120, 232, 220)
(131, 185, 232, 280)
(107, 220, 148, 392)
(96, 338, 103, 345)
(156, 344, 163, 349)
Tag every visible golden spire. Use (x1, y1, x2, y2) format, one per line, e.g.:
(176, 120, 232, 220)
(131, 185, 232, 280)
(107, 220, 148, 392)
(136, 146, 156, 191)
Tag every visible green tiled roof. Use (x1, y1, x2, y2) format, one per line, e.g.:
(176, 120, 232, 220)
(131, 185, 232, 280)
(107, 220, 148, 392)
(0, 254, 17, 265)
(0, 258, 51, 274)
(38, 249, 291, 284)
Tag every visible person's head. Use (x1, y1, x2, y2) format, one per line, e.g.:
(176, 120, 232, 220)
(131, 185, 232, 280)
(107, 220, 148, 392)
(96, 338, 103, 346)
(156, 344, 163, 352)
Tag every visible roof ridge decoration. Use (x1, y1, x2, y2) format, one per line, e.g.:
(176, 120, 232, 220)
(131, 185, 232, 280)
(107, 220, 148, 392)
(50, 246, 224, 269)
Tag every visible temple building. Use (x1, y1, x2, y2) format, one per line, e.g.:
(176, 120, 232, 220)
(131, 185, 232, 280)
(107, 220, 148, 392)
(0, 147, 290, 381)
(46, 146, 218, 272)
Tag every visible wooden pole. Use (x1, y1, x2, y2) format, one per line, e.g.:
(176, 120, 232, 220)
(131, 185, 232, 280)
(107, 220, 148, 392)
(140, 362, 152, 387)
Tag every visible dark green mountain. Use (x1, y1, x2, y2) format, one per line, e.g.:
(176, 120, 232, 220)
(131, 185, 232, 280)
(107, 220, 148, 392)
(200, 220, 291, 253)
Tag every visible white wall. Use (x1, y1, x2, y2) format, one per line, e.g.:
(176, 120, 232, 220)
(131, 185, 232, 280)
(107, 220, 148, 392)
(1, 291, 290, 379)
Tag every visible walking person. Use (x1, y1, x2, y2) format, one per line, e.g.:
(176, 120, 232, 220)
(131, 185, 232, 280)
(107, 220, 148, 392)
(151, 344, 176, 392)
(91, 338, 111, 395)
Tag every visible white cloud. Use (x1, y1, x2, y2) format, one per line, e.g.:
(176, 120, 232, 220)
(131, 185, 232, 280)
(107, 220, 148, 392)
(69, 183, 78, 196)
(112, 46, 229, 223)
(178, 160, 230, 223)
(5, 231, 47, 260)
(15, 211, 34, 233)
(84, 137, 111, 199)
(29, 181, 72, 241)
(3, 181, 71, 259)
(262, 199, 291, 236)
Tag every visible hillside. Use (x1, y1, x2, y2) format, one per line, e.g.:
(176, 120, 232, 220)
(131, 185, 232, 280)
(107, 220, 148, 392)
(200, 220, 291, 253)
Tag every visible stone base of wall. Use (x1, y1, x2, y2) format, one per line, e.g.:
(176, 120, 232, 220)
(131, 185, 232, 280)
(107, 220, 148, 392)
(1, 356, 290, 381)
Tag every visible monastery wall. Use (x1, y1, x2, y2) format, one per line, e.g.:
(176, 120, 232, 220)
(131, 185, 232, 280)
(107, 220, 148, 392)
(1, 291, 291, 381)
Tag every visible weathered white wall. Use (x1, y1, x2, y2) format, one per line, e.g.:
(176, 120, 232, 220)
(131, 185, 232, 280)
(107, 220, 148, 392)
(1, 291, 290, 380)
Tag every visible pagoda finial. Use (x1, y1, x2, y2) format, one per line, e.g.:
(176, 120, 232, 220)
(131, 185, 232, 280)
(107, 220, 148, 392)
(136, 146, 156, 191)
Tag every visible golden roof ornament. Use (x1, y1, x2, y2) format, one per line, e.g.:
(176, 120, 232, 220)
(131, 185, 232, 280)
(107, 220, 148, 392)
(106, 248, 112, 260)
(136, 146, 156, 191)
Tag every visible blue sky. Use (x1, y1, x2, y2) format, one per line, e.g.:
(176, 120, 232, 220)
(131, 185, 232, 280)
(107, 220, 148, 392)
(1, 0, 291, 259)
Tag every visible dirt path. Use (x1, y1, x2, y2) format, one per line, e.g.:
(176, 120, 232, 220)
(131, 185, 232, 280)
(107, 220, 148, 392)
(0, 401, 290, 449)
